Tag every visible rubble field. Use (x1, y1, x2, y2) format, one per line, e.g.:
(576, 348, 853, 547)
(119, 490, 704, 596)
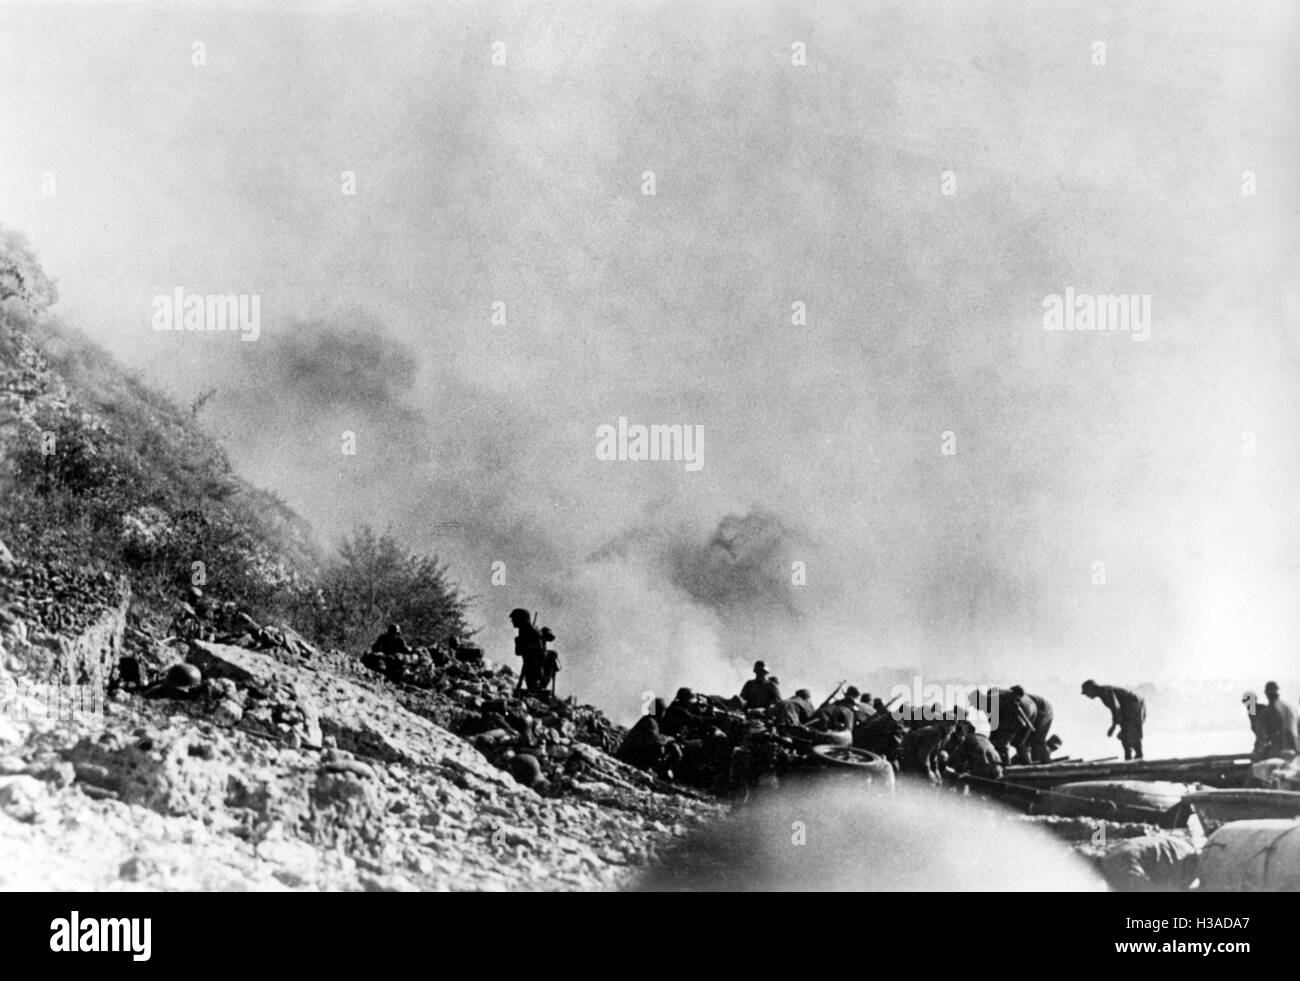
(0, 577, 722, 891)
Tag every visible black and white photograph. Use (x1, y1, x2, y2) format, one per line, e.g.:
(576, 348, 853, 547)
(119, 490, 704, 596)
(0, 0, 1295, 951)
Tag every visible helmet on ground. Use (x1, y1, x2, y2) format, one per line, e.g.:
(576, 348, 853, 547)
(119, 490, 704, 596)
(510, 754, 543, 787)
(167, 663, 202, 691)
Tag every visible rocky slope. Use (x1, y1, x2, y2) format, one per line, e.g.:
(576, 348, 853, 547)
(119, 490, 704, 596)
(0, 233, 731, 890)
(0, 584, 721, 890)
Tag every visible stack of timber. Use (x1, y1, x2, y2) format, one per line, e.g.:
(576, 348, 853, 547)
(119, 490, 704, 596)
(1003, 752, 1254, 791)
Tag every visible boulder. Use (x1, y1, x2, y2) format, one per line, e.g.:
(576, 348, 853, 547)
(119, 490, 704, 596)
(0, 774, 46, 822)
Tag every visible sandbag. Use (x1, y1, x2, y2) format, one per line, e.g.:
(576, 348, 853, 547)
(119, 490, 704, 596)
(1030, 780, 1190, 822)
(1197, 819, 1300, 891)
(1100, 834, 1199, 892)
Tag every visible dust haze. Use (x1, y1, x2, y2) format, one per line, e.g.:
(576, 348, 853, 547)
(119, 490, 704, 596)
(2, 1, 1298, 727)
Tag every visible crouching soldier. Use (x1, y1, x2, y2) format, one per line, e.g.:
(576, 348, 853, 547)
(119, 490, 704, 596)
(617, 699, 683, 779)
(902, 719, 960, 783)
(801, 687, 859, 748)
(771, 688, 815, 726)
(1017, 687, 1056, 764)
(986, 686, 1037, 766)
(660, 688, 702, 738)
(371, 623, 411, 656)
(362, 623, 412, 679)
(944, 722, 1005, 782)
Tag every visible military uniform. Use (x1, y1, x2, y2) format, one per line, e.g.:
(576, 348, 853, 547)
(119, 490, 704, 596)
(990, 688, 1037, 766)
(513, 620, 545, 692)
(740, 676, 781, 710)
(1094, 685, 1146, 760)
(773, 694, 814, 725)
(947, 730, 1004, 781)
(1024, 693, 1055, 764)
(1262, 696, 1299, 757)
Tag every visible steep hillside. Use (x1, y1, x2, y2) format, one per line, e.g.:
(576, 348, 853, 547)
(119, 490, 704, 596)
(0, 232, 720, 890)
(0, 241, 320, 631)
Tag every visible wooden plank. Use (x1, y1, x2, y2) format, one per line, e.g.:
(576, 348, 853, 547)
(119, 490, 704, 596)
(998, 751, 1255, 790)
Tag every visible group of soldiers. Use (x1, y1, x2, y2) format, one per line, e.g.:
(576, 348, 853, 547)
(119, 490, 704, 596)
(615, 660, 1174, 793)
(362, 622, 488, 685)
(365, 608, 560, 693)
(168, 585, 311, 654)
(374, 611, 1296, 793)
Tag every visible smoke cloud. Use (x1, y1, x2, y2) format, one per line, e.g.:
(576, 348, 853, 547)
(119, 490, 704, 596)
(3, 2, 1298, 729)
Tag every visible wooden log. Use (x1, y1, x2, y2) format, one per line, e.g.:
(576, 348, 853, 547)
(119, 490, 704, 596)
(1000, 751, 1255, 790)
(1011, 752, 1250, 776)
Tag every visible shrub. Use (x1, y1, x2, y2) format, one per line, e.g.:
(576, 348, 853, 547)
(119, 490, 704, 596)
(298, 525, 472, 651)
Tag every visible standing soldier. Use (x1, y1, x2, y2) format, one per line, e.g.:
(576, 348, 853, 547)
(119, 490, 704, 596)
(1081, 679, 1147, 760)
(739, 661, 781, 710)
(1260, 681, 1299, 757)
(509, 608, 545, 693)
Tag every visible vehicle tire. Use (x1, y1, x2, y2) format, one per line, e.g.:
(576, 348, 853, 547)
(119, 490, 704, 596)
(811, 745, 896, 788)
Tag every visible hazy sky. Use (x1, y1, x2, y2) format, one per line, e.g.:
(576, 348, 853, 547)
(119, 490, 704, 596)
(3, 1, 1297, 726)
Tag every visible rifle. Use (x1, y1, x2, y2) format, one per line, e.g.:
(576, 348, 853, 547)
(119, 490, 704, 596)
(813, 681, 848, 719)
(866, 692, 904, 720)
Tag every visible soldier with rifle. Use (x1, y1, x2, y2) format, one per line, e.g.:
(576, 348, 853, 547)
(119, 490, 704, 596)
(509, 608, 546, 694)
